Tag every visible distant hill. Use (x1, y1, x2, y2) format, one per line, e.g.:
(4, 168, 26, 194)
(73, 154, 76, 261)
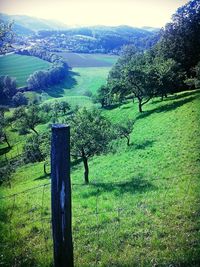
(0, 13, 68, 34)
(36, 25, 160, 54)
(0, 13, 160, 53)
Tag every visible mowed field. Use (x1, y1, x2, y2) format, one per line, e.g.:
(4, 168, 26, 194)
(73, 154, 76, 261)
(0, 54, 51, 87)
(0, 90, 200, 266)
(56, 52, 118, 67)
(42, 67, 111, 107)
(0, 53, 116, 107)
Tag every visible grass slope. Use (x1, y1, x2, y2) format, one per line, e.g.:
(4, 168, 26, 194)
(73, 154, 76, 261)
(0, 54, 51, 87)
(35, 67, 111, 108)
(0, 90, 200, 266)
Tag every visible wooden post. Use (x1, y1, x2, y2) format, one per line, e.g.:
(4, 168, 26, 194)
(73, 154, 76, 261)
(51, 124, 74, 267)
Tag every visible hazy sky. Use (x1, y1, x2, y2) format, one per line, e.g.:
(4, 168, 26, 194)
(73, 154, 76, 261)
(0, 0, 189, 27)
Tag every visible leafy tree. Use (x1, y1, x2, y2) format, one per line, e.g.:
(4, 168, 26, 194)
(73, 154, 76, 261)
(95, 85, 111, 108)
(0, 21, 14, 54)
(23, 135, 44, 163)
(12, 92, 28, 107)
(115, 119, 134, 146)
(0, 109, 11, 148)
(152, 57, 185, 100)
(70, 108, 113, 184)
(157, 0, 200, 75)
(110, 52, 157, 112)
(23, 132, 50, 174)
(59, 101, 71, 116)
(0, 75, 17, 104)
(12, 105, 43, 135)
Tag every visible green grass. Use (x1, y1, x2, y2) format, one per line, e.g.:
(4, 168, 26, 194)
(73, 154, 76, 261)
(46, 67, 110, 97)
(29, 67, 111, 108)
(0, 90, 200, 266)
(0, 54, 51, 87)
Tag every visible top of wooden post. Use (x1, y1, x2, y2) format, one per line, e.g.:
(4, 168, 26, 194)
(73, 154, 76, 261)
(52, 124, 69, 130)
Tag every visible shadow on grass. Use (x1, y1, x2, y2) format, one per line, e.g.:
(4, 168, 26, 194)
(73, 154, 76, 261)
(0, 146, 11, 156)
(137, 95, 197, 120)
(130, 140, 155, 150)
(152, 90, 200, 104)
(71, 158, 83, 169)
(34, 173, 50, 181)
(44, 70, 79, 98)
(82, 176, 155, 198)
(104, 103, 122, 110)
(102, 100, 130, 111)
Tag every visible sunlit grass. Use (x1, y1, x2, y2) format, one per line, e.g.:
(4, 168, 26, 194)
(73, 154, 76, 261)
(0, 54, 51, 87)
(0, 90, 200, 266)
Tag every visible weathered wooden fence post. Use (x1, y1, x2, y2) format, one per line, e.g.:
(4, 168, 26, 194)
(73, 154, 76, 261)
(51, 124, 74, 267)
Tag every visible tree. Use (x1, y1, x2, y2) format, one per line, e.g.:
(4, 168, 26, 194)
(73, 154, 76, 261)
(157, 0, 200, 75)
(59, 101, 71, 116)
(0, 21, 14, 54)
(70, 108, 113, 184)
(115, 53, 157, 112)
(12, 92, 28, 107)
(23, 132, 50, 174)
(12, 105, 43, 135)
(0, 75, 17, 104)
(23, 135, 44, 163)
(115, 119, 134, 146)
(0, 109, 11, 148)
(95, 85, 111, 108)
(152, 57, 185, 100)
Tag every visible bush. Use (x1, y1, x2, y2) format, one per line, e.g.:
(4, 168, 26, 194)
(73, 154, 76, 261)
(12, 92, 28, 107)
(23, 135, 44, 163)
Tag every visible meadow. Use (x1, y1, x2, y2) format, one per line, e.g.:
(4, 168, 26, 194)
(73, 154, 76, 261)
(55, 52, 118, 67)
(0, 54, 51, 87)
(0, 53, 114, 107)
(0, 89, 200, 266)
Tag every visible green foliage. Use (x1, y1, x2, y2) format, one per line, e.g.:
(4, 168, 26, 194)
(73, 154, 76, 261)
(27, 61, 68, 91)
(23, 134, 44, 163)
(0, 90, 200, 267)
(23, 132, 50, 164)
(12, 92, 28, 107)
(157, 0, 200, 75)
(0, 21, 14, 54)
(71, 107, 114, 183)
(12, 105, 44, 135)
(0, 75, 17, 104)
(0, 108, 11, 148)
(115, 119, 135, 146)
(109, 52, 157, 112)
(152, 56, 185, 99)
(94, 85, 111, 108)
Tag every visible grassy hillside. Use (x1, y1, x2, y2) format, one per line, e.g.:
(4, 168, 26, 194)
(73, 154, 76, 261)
(0, 90, 200, 266)
(0, 54, 51, 87)
(46, 67, 110, 97)
(30, 67, 111, 108)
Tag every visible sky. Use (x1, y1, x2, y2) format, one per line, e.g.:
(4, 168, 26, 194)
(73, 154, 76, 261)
(0, 0, 189, 27)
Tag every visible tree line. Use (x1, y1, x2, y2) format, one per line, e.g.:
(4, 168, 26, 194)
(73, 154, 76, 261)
(94, 0, 200, 112)
(17, 48, 69, 91)
(0, 102, 134, 184)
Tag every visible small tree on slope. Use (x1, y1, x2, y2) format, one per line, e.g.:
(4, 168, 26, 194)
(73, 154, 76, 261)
(70, 107, 113, 184)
